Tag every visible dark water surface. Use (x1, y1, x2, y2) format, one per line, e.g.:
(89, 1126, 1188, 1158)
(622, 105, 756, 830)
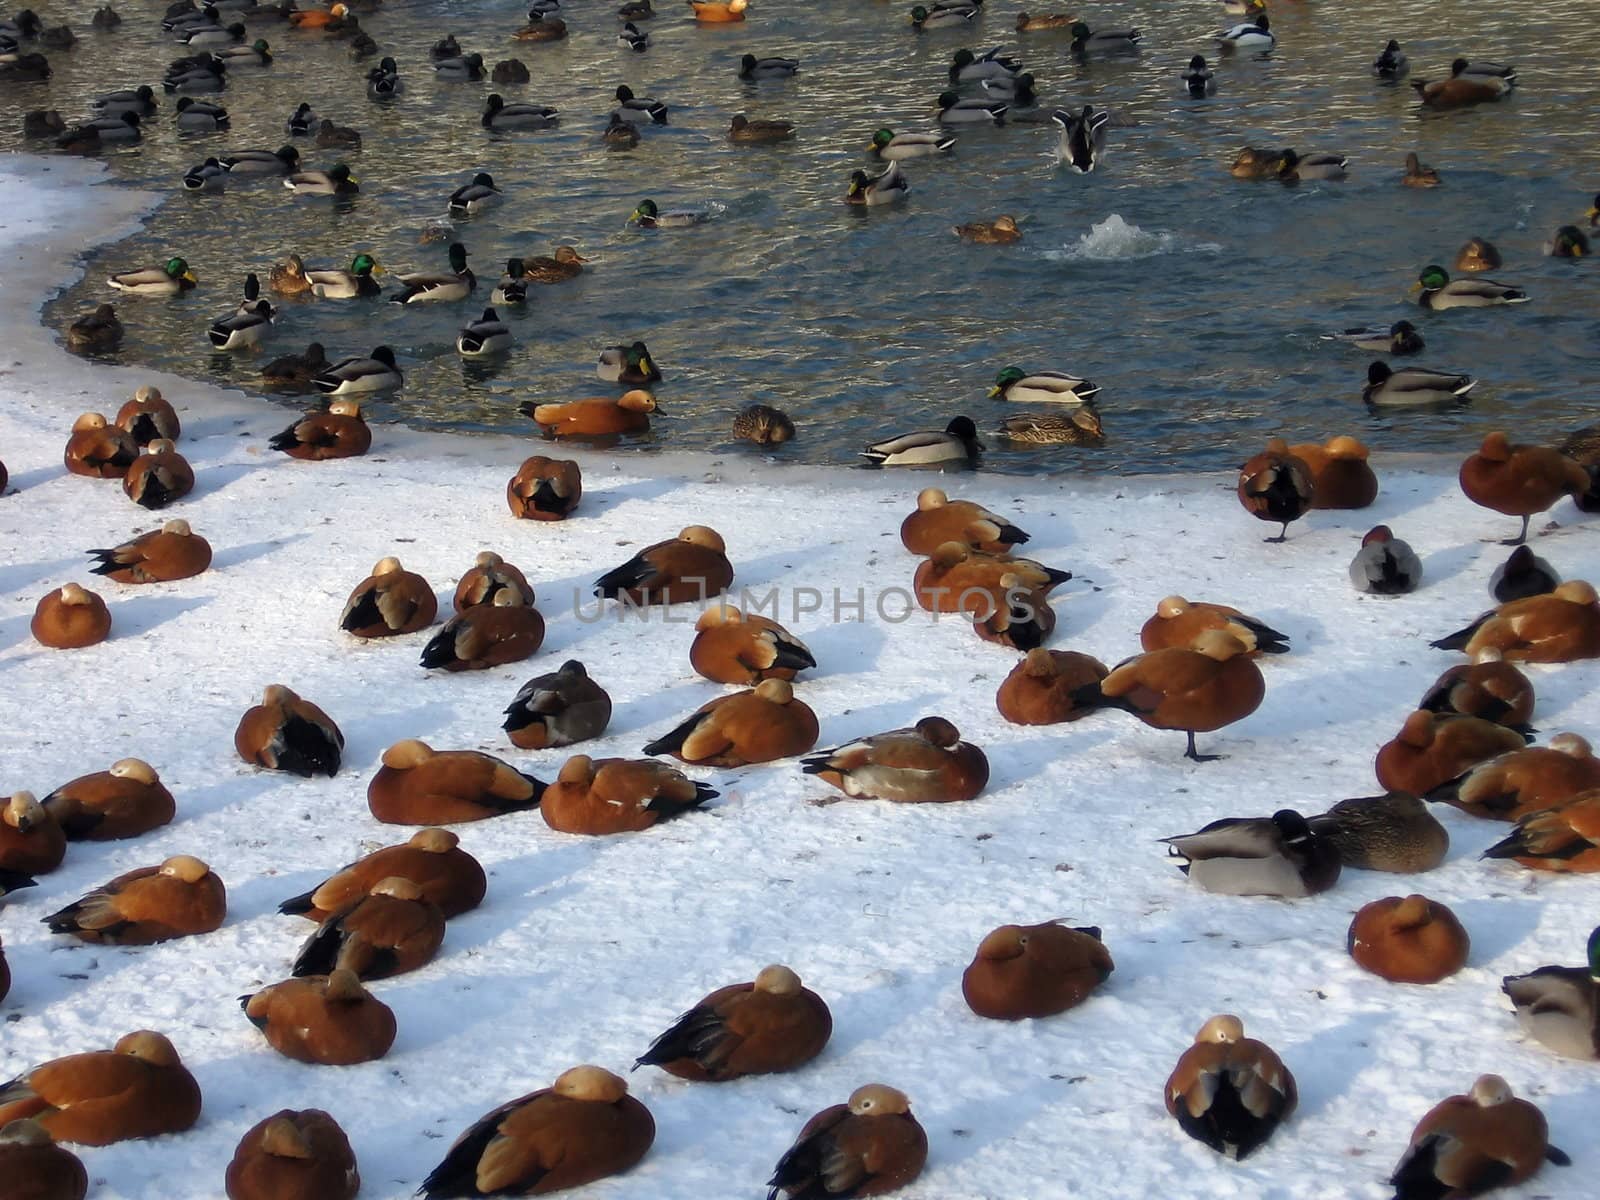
(6, 0, 1600, 473)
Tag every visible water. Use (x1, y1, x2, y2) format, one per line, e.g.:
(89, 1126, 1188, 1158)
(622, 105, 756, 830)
(6, 0, 1600, 474)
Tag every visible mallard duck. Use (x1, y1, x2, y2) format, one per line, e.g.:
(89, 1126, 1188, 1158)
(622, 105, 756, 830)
(597, 340, 661, 384)
(93, 85, 158, 116)
(366, 59, 401, 99)
(523, 245, 588, 280)
(732, 404, 795, 444)
(1454, 237, 1502, 272)
(618, 20, 649, 51)
(208, 299, 273, 349)
(181, 21, 246, 48)
(93, 5, 120, 26)
(1016, 11, 1073, 31)
(1545, 225, 1590, 258)
(1363, 361, 1475, 407)
(491, 258, 529, 304)
(108, 257, 197, 296)
(1323, 320, 1425, 355)
(862, 416, 981, 466)
(285, 102, 316, 135)
(492, 57, 530, 84)
(618, 0, 654, 17)
(1347, 525, 1423, 593)
(1310, 792, 1449, 872)
(630, 199, 712, 228)
(21, 108, 63, 139)
(1054, 105, 1107, 173)
(448, 171, 500, 216)
(433, 52, 483, 82)
(268, 253, 310, 296)
(217, 38, 270, 66)
(315, 118, 361, 148)
(66, 303, 124, 351)
(1414, 264, 1526, 308)
(163, 59, 226, 95)
(1453, 57, 1516, 87)
(58, 111, 142, 151)
(284, 162, 358, 196)
(482, 93, 558, 129)
(182, 156, 227, 191)
(688, 0, 745, 21)
(1217, 15, 1272, 51)
(937, 91, 1007, 124)
(953, 215, 1021, 243)
(977, 70, 1036, 106)
(0, 51, 51, 82)
(429, 33, 461, 60)
(728, 113, 794, 143)
(611, 84, 667, 126)
(1222, 0, 1266, 12)
(846, 161, 908, 206)
(1402, 152, 1439, 187)
(1182, 54, 1215, 96)
(738, 53, 797, 80)
(1501, 927, 1600, 1059)
(1163, 810, 1340, 897)
(307, 252, 382, 298)
(911, 5, 977, 32)
(1230, 146, 1291, 179)
(456, 308, 511, 357)
(1071, 22, 1141, 56)
(869, 127, 953, 159)
(1276, 150, 1347, 182)
(999, 407, 1103, 446)
(174, 97, 228, 130)
(949, 47, 1020, 85)
(1373, 39, 1409, 79)
(261, 341, 329, 386)
(222, 144, 298, 175)
(313, 345, 402, 394)
(989, 366, 1098, 404)
(512, 16, 568, 42)
(603, 113, 640, 147)
(391, 241, 474, 303)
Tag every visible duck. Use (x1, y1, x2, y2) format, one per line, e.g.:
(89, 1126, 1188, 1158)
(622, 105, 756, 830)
(603, 113, 641, 147)
(593, 525, 732, 605)
(739, 53, 797, 80)
(420, 1067, 653, 1198)
(286, 101, 316, 135)
(208, 299, 273, 350)
(391, 242, 474, 303)
(1484, 794, 1600, 873)
(1545, 224, 1590, 258)
(1402, 152, 1440, 187)
(63, 412, 138, 478)
(0, 51, 51, 82)
(234, 685, 342, 777)
(279, 829, 486, 922)
(629, 198, 713, 228)
(93, 85, 157, 117)
(729, 114, 795, 143)
(637, 964, 831, 1080)
(1454, 237, 1502, 272)
(0, 791, 65, 875)
(1322, 320, 1425, 355)
(502, 659, 611, 749)
(541, 755, 715, 835)
(480, 94, 560, 132)
(122, 439, 194, 509)
(1491, 544, 1560, 602)
(284, 163, 357, 196)
(1425, 734, 1600, 821)
(1217, 15, 1273, 50)
(1183, 54, 1216, 96)
(732, 403, 795, 443)
(0, 1121, 85, 1200)
(611, 83, 666, 125)
(911, 5, 977, 33)
(954, 214, 1021, 243)
(597, 340, 662, 384)
(506, 454, 583, 521)
(419, 589, 545, 671)
(339, 558, 436, 638)
(1349, 525, 1423, 595)
(1364, 362, 1475, 408)
(936, 90, 1008, 124)
(1287, 436, 1378, 508)
(1377, 711, 1532, 797)
(313, 346, 402, 394)
(1230, 147, 1292, 179)
(1389, 1076, 1568, 1199)
(108, 256, 197, 296)
(64, 303, 124, 352)
(267, 254, 311, 298)
(1017, 11, 1075, 31)
(268, 399, 372, 459)
(689, 0, 746, 20)
(448, 172, 500, 216)
(453, 551, 533, 613)
(182, 18, 246, 47)
(367, 740, 543, 824)
(44, 855, 225, 944)
(1433, 582, 1600, 663)
(1071, 21, 1142, 56)
(1054, 105, 1107, 173)
(644, 679, 817, 767)
(261, 343, 330, 389)
(88, 519, 211, 583)
(0, 869, 36, 905)
(491, 258, 530, 305)
(1420, 649, 1535, 730)
(913, 542, 1071, 615)
(989, 366, 1098, 404)
(1559, 426, 1600, 511)
(172, 97, 228, 131)
(1163, 809, 1339, 897)
(1139, 596, 1289, 656)
(1071, 630, 1266, 761)
(1373, 39, 1409, 79)
(962, 922, 1113, 1020)
(29, 583, 111, 652)
(306, 253, 383, 299)
(1165, 1016, 1295, 1160)
(522, 244, 589, 281)
(365, 58, 401, 99)
(767, 1086, 926, 1199)
(1416, 263, 1526, 308)
(41, 759, 173, 842)
(801, 716, 987, 803)
(1413, 68, 1512, 108)
(869, 130, 954, 166)
(0, 1031, 202, 1146)
(1348, 895, 1469, 983)
(616, 20, 649, 50)
(433, 52, 484, 82)
(1276, 149, 1348, 183)
(456, 308, 512, 357)
(525, 389, 657, 437)
(1309, 792, 1449, 873)
(691, 605, 815, 685)
(863, 415, 982, 466)
(115, 386, 180, 444)
(1238, 437, 1314, 541)
(314, 118, 361, 148)
(492, 57, 530, 83)
(967, 570, 1054, 649)
(290, 877, 444, 980)
(847, 161, 909, 206)
(949, 46, 1020, 86)
(619, 0, 655, 17)
(1500, 927, 1600, 1059)
(901, 488, 1029, 555)
(223, 144, 299, 175)
(225, 1110, 359, 1200)
(996, 649, 1107, 725)
(288, 2, 350, 29)
(1459, 432, 1587, 544)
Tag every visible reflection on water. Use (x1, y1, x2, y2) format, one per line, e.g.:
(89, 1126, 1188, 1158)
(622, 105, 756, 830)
(6, 0, 1600, 474)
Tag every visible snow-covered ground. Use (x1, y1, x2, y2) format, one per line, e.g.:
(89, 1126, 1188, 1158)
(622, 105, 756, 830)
(2, 155, 1597, 1199)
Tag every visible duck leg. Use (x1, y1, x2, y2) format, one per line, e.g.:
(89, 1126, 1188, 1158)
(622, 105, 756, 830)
(1264, 521, 1289, 544)
(1184, 731, 1223, 763)
(1501, 514, 1530, 546)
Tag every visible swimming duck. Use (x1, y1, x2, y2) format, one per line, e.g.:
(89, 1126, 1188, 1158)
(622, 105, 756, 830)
(448, 172, 500, 216)
(597, 340, 662, 383)
(291, 877, 444, 980)
(1373, 39, 1409, 79)
(998, 408, 1104, 446)
(729, 114, 795, 143)
(420, 1067, 654, 1198)
(1364, 361, 1475, 407)
(1545, 225, 1590, 258)
(29, 584, 111, 651)
(45, 854, 225, 945)
(314, 118, 361, 148)
(55, 111, 143, 154)
(225, 1110, 358, 1200)
(1276, 149, 1347, 183)
(491, 58, 530, 83)
(1500, 927, 1600, 1059)
(1238, 437, 1314, 541)
(1140, 597, 1288, 656)
(419, 589, 545, 672)
(739, 53, 797, 79)
(901, 488, 1029, 555)
(1484, 794, 1600, 873)
(911, 4, 977, 32)
(603, 113, 640, 146)
(92, 6, 120, 27)
(312, 347, 401, 395)
(1071, 21, 1141, 56)
(637, 964, 830, 1080)
(222, 144, 298, 174)
(1218, 15, 1273, 51)
(525, 390, 656, 437)
(1309, 792, 1449, 873)
(863, 415, 982, 466)
(802, 716, 988, 803)
(365, 58, 401, 99)
(0, 1031, 202, 1146)
(618, 20, 649, 50)
(1349, 895, 1469, 983)
(284, 162, 357, 196)
(936, 90, 1007, 123)
(1413, 71, 1509, 108)
(949, 46, 1020, 85)
(108, 257, 197, 296)
(1322, 320, 1424, 355)
(123, 439, 194, 508)
(689, 0, 746, 20)
(1349, 525, 1422, 594)
(163, 58, 225, 94)
(115, 386, 179, 445)
(732, 403, 795, 444)
(846, 161, 909, 206)
(619, 0, 654, 17)
(93, 85, 157, 117)
(506, 454, 583, 521)
(612, 83, 667, 124)
(216, 37, 270, 66)
(1426, 733, 1600, 821)
(1163, 809, 1339, 897)
(368, 740, 543, 824)
(1452, 57, 1517, 87)
(594, 525, 733, 605)
(482, 93, 558, 129)
(64, 412, 138, 478)
(1165, 1016, 1296, 1159)
(0, 51, 50, 82)
(1389, 1076, 1567, 1200)
(1459, 432, 1587, 544)
(1420, 649, 1535, 729)
(962, 922, 1112, 1020)
(279, 828, 486, 922)
(491, 258, 530, 305)
(1589, 192, 1600, 228)
(644, 679, 818, 767)
(208, 299, 273, 350)
(630, 197, 715, 230)
(1432, 581, 1600, 663)
(1453, 237, 1501, 273)
(1230, 147, 1291, 179)
(690, 604, 815, 685)
(0, 1121, 84, 1200)
(1182, 54, 1215, 96)
(433, 52, 483, 82)
(0, 791, 65, 875)
(1403, 152, 1440, 187)
(286, 101, 316, 135)
(340, 558, 436, 638)
(523, 245, 589, 280)
(869, 127, 954, 159)
(65, 303, 124, 352)
(502, 659, 610, 748)
(1054, 105, 1107, 172)
(512, 15, 568, 41)
(541, 754, 715, 835)
(456, 308, 511, 357)
(1376, 710, 1532, 798)
(391, 242, 474, 303)
(1288, 436, 1379, 508)
(305, 253, 382, 299)
(287, 2, 350, 28)
(234, 684, 343, 776)
(989, 366, 1097, 404)
(174, 97, 228, 130)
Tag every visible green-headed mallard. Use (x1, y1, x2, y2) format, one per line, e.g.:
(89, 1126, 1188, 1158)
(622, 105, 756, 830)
(989, 366, 1098, 404)
(729, 114, 795, 144)
(953, 215, 1021, 244)
(1363, 361, 1475, 406)
(56, 111, 141, 153)
(1545, 225, 1590, 258)
(613, 84, 667, 124)
(208, 299, 274, 350)
(456, 308, 511, 357)
(223, 144, 299, 175)
(1163, 809, 1339, 895)
(1217, 16, 1272, 51)
(308, 253, 383, 299)
(1072, 21, 1141, 56)
(217, 38, 271, 66)
(65, 303, 124, 351)
(448, 171, 501, 216)
(732, 404, 795, 444)
(93, 85, 157, 117)
(1501, 926, 1600, 1060)
(108, 257, 197, 296)
(630, 199, 712, 228)
(1055, 105, 1108, 173)
(870, 127, 954, 159)
(312, 345, 402, 395)
(433, 52, 483, 82)
(999, 406, 1103, 446)
(284, 162, 358, 196)
(739, 54, 798, 80)
(911, 6, 978, 34)
(1323, 320, 1425, 355)
(846, 161, 909, 207)
(862, 416, 981, 467)
(523, 245, 589, 281)
(262, 341, 330, 387)
(174, 97, 228, 130)
(366, 58, 402, 99)
(597, 340, 662, 384)
(391, 242, 474, 303)
(1414, 264, 1526, 308)
(949, 47, 1020, 85)
(1276, 150, 1347, 182)
(937, 91, 1007, 124)
(482, 93, 558, 130)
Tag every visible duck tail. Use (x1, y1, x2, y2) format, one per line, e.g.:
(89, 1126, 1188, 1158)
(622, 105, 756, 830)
(1429, 614, 1487, 651)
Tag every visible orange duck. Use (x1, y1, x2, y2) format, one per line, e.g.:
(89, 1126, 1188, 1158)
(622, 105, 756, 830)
(1424, 733, 1600, 820)
(972, 573, 1056, 650)
(339, 557, 437, 638)
(453, 551, 533, 612)
(689, 0, 746, 21)
(1418, 649, 1534, 730)
(1459, 432, 1589, 544)
(594, 525, 733, 606)
(507, 455, 582, 520)
(1139, 596, 1289, 656)
(962, 921, 1114, 1020)
(1237, 438, 1314, 541)
(913, 542, 1071, 616)
(767, 1085, 927, 1200)
(1484, 791, 1600, 872)
(1, 792, 67, 876)
(87, 519, 211, 583)
(235, 684, 344, 777)
(541, 755, 716, 835)
(525, 389, 656, 437)
(226, 1110, 359, 1200)
(643, 679, 818, 767)
(996, 648, 1108, 725)
(0, 1031, 202, 1146)
(1165, 1015, 1296, 1160)
(690, 605, 815, 684)
(31, 583, 111, 649)
(288, 3, 349, 29)
(63, 412, 138, 478)
(636, 964, 831, 1081)
(1072, 630, 1265, 761)
(1375, 711, 1530, 797)
(419, 1067, 654, 1198)
(899, 487, 1031, 556)
(1389, 1076, 1569, 1200)
(1288, 436, 1379, 509)
(1348, 895, 1470, 983)
(44, 855, 226, 945)
(122, 440, 193, 509)
(42, 758, 173, 840)
(279, 828, 486, 921)
(802, 716, 988, 802)
(0, 1120, 86, 1200)
(1432, 581, 1600, 663)
(367, 739, 544, 824)
(242, 970, 397, 1065)
(116, 385, 180, 445)
(269, 400, 372, 460)
(419, 588, 545, 671)
(291, 876, 445, 981)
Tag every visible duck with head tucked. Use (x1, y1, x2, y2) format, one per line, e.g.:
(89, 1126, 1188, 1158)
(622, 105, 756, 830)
(637, 964, 830, 1081)
(767, 1085, 926, 1200)
(1389, 1076, 1568, 1199)
(1165, 1015, 1295, 1160)
(1501, 927, 1600, 1059)
(802, 717, 988, 803)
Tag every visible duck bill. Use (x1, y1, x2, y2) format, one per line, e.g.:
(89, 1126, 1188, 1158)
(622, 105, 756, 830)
(1407, 282, 1422, 293)
(1587, 206, 1599, 221)
(182, 270, 198, 284)
(985, 385, 1003, 398)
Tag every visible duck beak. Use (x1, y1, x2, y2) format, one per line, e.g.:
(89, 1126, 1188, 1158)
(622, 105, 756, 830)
(1587, 207, 1599, 221)
(348, 175, 360, 186)
(182, 270, 198, 284)
(986, 385, 1003, 398)
(372, 263, 386, 275)
(573, 252, 592, 262)
(1407, 282, 1422, 293)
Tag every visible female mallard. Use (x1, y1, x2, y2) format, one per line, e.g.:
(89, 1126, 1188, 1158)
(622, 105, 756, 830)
(911, 5, 977, 32)
(729, 114, 795, 143)
(949, 47, 1020, 85)
(999, 407, 1103, 446)
(863, 416, 981, 467)
(448, 172, 501, 216)
(739, 54, 798, 80)
(618, 21, 649, 51)
(286, 102, 316, 135)
(269, 253, 312, 297)
(284, 163, 358, 196)
(603, 113, 641, 147)
(1545, 225, 1590, 258)
(1402, 152, 1439, 187)
(1363, 361, 1475, 406)
(1454, 237, 1502, 272)
(936, 91, 1007, 124)
(174, 97, 228, 130)
(989, 366, 1098, 404)
(456, 308, 512, 357)
(433, 53, 484, 82)
(1217, 15, 1272, 51)
(1017, 11, 1073, 31)
(208, 299, 274, 350)
(846, 161, 909, 206)
(618, 0, 655, 18)
(1055, 105, 1107, 173)
(1322, 320, 1425, 355)
(1277, 150, 1347, 182)
(1182, 55, 1215, 97)
(182, 156, 227, 192)
(223, 145, 299, 175)
(1413, 264, 1526, 308)
(1373, 39, 1408, 80)
(262, 342, 330, 386)
(308, 253, 383, 299)
(313, 345, 402, 394)
(630, 199, 712, 228)
(65, 303, 124, 351)
(597, 341, 661, 384)
(482, 93, 558, 129)
(93, 85, 157, 117)
(689, 0, 745, 22)
(1071, 22, 1142, 56)
(315, 118, 361, 149)
(732, 404, 794, 444)
(109, 257, 197, 296)
(1500, 926, 1600, 1060)
(869, 128, 953, 159)
(1412, 71, 1508, 108)
(523, 245, 589, 280)
(1230, 147, 1290, 179)
(954, 215, 1020, 244)
(391, 242, 475, 303)
(612, 84, 667, 124)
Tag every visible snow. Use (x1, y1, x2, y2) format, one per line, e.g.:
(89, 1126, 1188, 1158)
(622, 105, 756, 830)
(2, 154, 1598, 1199)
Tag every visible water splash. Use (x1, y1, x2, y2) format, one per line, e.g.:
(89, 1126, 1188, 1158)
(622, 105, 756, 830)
(1042, 214, 1221, 261)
